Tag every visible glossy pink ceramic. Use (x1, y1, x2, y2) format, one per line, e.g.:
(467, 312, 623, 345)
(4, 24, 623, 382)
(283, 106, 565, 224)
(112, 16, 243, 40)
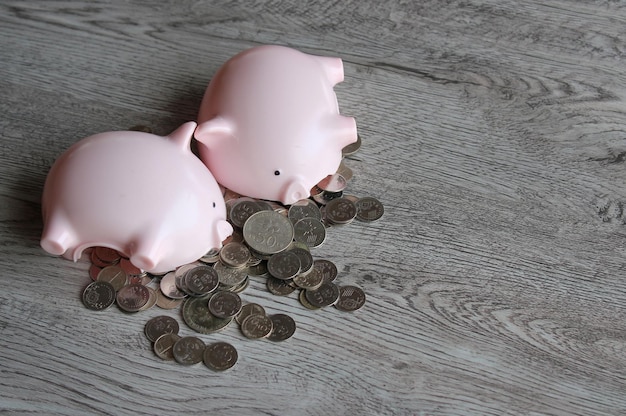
(40, 122, 233, 273)
(195, 45, 358, 205)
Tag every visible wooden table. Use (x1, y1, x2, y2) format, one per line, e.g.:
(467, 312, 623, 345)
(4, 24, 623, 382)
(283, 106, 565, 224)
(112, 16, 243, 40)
(1, 1, 625, 415)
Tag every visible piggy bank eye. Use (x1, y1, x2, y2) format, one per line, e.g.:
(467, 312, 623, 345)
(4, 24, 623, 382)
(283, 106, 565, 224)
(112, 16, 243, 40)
(212, 202, 216, 208)
(274, 170, 281, 176)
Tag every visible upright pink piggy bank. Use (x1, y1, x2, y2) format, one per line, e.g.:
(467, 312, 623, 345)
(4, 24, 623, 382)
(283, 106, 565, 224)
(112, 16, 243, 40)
(194, 45, 358, 205)
(40, 122, 233, 274)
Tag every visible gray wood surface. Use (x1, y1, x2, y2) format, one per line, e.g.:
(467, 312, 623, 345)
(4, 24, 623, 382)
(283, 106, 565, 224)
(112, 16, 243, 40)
(1, 1, 625, 415)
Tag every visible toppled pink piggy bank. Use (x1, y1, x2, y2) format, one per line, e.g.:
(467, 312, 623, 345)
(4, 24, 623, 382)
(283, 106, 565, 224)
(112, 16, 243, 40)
(40, 122, 233, 274)
(195, 45, 358, 205)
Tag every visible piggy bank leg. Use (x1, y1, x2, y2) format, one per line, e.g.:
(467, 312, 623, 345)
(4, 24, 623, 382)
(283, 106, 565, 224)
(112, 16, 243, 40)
(129, 233, 166, 272)
(316, 56, 344, 86)
(41, 215, 77, 258)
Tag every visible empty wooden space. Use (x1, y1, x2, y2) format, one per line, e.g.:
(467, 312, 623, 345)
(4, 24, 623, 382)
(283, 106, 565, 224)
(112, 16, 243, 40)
(1, 1, 625, 415)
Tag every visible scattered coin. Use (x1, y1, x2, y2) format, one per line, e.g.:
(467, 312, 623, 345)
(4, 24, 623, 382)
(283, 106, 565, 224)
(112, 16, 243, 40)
(153, 333, 181, 361)
(219, 242, 251, 268)
(213, 261, 249, 288)
(335, 285, 366, 312)
(293, 267, 324, 290)
(355, 196, 384, 222)
(138, 286, 158, 311)
(236, 303, 266, 325)
(97, 265, 127, 292)
(144, 315, 180, 342)
(182, 296, 232, 334)
(155, 290, 183, 309)
(229, 199, 262, 228)
(299, 289, 320, 310)
(204, 342, 238, 371)
(172, 336, 205, 365)
(266, 276, 297, 296)
(313, 259, 338, 282)
(325, 197, 357, 225)
(82, 281, 116, 311)
(116, 284, 150, 312)
(317, 173, 347, 192)
(268, 314, 296, 342)
(342, 134, 361, 156)
(293, 217, 326, 248)
(159, 271, 187, 300)
(305, 281, 340, 308)
(240, 314, 273, 339)
(243, 210, 294, 255)
(288, 246, 314, 275)
(288, 199, 322, 223)
(183, 265, 219, 296)
(208, 291, 243, 319)
(267, 251, 301, 280)
(94, 247, 121, 265)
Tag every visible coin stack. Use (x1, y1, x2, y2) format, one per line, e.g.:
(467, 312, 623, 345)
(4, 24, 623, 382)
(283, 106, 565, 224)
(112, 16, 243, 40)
(79, 131, 383, 370)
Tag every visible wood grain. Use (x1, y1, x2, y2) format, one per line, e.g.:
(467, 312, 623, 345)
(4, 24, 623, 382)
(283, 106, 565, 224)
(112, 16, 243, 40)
(1, 0, 626, 415)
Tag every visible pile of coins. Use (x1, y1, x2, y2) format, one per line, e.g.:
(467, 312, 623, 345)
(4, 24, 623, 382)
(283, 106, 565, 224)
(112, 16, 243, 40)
(79, 132, 383, 370)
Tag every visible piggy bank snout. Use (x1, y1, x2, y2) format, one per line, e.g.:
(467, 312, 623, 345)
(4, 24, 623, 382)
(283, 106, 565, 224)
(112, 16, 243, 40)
(281, 177, 310, 205)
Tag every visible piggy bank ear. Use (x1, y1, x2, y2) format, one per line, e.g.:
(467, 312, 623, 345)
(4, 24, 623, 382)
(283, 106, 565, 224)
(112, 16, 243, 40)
(316, 56, 344, 86)
(194, 117, 234, 150)
(167, 121, 197, 153)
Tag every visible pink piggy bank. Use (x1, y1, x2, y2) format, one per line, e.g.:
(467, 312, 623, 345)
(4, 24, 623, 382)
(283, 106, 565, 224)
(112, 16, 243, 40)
(194, 45, 358, 205)
(40, 122, 233, 274)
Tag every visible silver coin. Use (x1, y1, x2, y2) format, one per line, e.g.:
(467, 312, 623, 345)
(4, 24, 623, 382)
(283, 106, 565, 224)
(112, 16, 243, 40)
(229, 198, 262, 228)
(267, 276, 296, 296)
(316, 173, 347, 192)
(288, 199, 322, 223)
(299, 289, 320, 310)
(355, 196, 384, 222)
(336, 160, 353, 182)
(182, 296, 232, 334)
(305, 281, 340, 308)
(335, 285, 366, 312)
(183, 265, 219, 296)
(293, 218, 326, 248)
(208, 291, 242, 319)
(242, 210, 294, 255)
(144, 315, 180, 342)
(240, 314, 273, 339)
(236, 303, 266, 325)
(96, 265, 127, 292)
(204, 342, 238, 371)
(268, 314, 296, 342)
(226, 276, 250, 293)
(313, 259, 338, 282)
(342, 134, 361, 156)
(293, 267, 324, 290)
(153, 333, 181, 361)
(213, 261, 249, 287)
(324, 197, 357, 225)
(155, 290, 183, 309)
(267, 251, 301, 280)
(116, 284, 150, 312)
(219, 242, 251, 268)
(288, 246, 314, 275)
(138, 286, 158, 311)
(312, 190, 343, 206)
(199, 247, 221, 264)
(159, 271, 187, 299)
(172, 336, 205, 365)
(82, 281, 116, 311)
